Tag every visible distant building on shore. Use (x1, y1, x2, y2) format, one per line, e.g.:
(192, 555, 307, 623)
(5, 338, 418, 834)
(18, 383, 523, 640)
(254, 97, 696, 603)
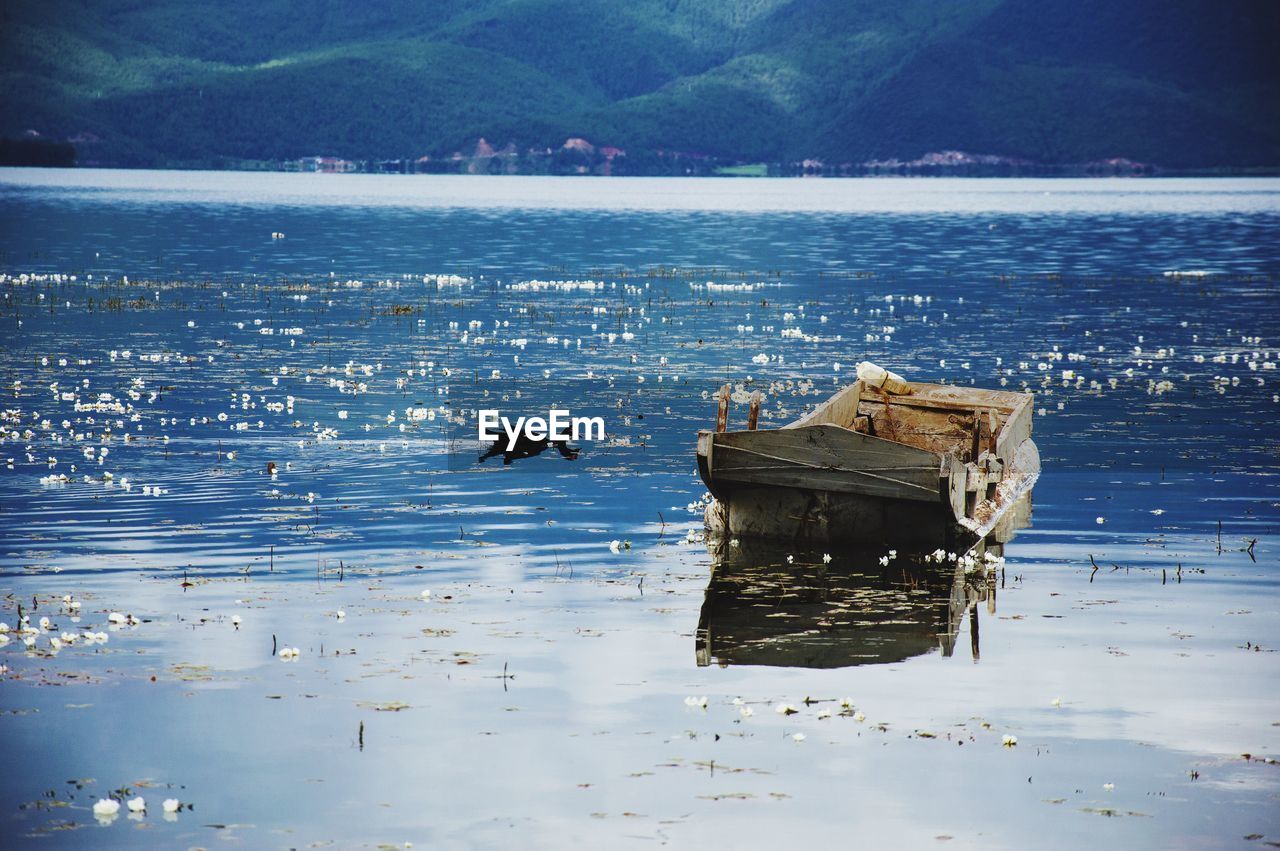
(287, 156, 356, 173)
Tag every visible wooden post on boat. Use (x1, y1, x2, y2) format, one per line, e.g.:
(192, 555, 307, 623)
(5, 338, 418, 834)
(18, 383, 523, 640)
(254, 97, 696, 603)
(715, 384, 731, 432)
(746, 391, 761, 430)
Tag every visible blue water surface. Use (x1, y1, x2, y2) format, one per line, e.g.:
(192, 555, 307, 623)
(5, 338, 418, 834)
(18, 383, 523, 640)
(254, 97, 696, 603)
(0, 170, 1278, 848)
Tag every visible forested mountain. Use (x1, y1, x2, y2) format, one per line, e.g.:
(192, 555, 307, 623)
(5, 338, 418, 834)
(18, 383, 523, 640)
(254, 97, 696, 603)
(1, 0, 1276, 169)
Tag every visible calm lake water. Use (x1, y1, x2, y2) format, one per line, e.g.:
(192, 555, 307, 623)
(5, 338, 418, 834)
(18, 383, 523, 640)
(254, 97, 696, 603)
(1, 169, 1278, 848)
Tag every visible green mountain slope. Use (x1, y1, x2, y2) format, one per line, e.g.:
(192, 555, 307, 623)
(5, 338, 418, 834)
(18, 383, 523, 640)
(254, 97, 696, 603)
(1, 0, 1276, 168)
(821, 0, 1280, 167)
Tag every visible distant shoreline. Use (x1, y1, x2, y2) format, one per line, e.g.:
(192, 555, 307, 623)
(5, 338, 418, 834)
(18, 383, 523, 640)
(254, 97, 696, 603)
(5, 162, 1280, 178)
(5, 137, 1279, 177)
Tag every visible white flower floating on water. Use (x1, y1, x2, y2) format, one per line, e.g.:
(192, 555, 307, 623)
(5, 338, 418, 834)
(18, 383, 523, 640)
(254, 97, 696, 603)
(278, 647, 300, 660)
(1103, 783, 1115, 791)
(1051, 697, 1061, 707)
(683, 696, 708, 708)
(93, 798, 120, 822)
(126, 796, 146, 813)
(822, 553, 832, 564)
(420, 590, 431, 600)
(775, 703, 798, 716)
(336, 610, 345, 620)
(853, 711, 866, 722)
(1096, 516, 1106, 524)
(162, 798, 180, 813)
(231, 615, 241, 627)
(792, 733, 806, 742)
(739, 706, 754, 718)
(1002, 735, 1018, 747)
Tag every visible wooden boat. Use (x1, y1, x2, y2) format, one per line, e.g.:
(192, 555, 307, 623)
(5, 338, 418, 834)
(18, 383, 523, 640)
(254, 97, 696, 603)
(696, 373, 1040, 547)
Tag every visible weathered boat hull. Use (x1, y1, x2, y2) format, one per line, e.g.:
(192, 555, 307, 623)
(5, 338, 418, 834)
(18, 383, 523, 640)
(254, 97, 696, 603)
(703, 485, 957, 546)
(697, 379, 1039, 547)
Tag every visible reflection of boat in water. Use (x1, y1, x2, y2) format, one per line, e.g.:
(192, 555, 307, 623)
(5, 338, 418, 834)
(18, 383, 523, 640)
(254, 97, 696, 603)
(696, 369, 1040, 547)
(695, 536, 1016, 669)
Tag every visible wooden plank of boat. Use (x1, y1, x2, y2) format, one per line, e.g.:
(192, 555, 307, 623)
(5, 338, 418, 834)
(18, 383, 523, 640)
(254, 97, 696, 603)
(995, 392, 1034, 460)
(942, 451, 968, 522)
(864, 382, 1024, 413)
(785, 381, 862, 429)
(707, 424, 942, 502)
